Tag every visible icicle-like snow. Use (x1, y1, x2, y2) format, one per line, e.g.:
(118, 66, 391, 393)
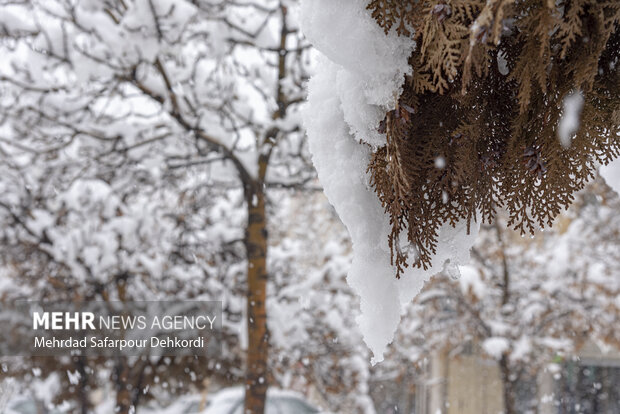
(301, 0, 480, 362)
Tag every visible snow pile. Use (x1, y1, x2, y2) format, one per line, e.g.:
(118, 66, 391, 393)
(557, 91, 584, 148)
(301, 0, 480, 363)
(301, 0, 414, 148)
(483, 337, 510, 359)
(458, 265, 487, 299)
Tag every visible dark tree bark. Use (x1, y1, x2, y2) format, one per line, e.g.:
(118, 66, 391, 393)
(76, 356, 90, 414)
(496, 222, 516, 414)
(243, 183, 269, 414)
(499, 354, 516, 414)
(114, 358, 132, 414)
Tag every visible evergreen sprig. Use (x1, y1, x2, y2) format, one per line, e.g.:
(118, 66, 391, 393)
(366, 0, 620, 277)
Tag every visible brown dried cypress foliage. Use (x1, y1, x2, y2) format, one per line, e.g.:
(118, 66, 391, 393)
(366, 0, 620, 277)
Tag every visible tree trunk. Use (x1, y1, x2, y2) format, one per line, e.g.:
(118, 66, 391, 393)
(499, 355, 516, 414)
(76, 357, 89, 414)
(114, 358, 132, 414)
(115, 391, 132, 414)
(244, 186, 269, 414)
(496, 222, 515, 414)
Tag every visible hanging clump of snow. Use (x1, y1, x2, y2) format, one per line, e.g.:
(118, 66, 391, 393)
(300, 0, 479, 363)
(558, 91, 584, 148)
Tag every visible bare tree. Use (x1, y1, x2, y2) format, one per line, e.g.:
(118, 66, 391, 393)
(0, 0, 313, 412)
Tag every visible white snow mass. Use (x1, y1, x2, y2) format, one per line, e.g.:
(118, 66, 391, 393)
(558, 91, 584, 148)
(301, 0, 480, 363)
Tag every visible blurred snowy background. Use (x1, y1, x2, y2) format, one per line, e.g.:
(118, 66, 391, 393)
(0, 0, 618, 413)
